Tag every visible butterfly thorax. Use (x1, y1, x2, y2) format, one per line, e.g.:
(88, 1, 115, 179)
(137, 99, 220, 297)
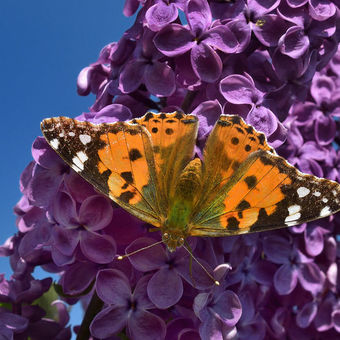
(162, 158, 202, 252)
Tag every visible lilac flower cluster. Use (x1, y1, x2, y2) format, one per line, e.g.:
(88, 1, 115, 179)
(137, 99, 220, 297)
(2, 0, 340, 338)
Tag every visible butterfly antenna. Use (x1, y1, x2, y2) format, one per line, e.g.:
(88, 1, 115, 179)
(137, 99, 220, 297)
(117, 240, 164, 260)
(182, 243, 220, 286)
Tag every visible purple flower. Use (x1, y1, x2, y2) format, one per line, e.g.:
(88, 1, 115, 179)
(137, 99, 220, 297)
(90, 269, 166, 339)
(194, 285, 242, 339)
(263, 235, 325, 295)
(125, 237, 214, 309)
(51, 190, 116, 265)
(154, 0, 237, 82)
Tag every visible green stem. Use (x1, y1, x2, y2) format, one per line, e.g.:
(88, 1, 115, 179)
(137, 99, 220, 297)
(76, 291, 104, 340)
(181, 90, 198, 113)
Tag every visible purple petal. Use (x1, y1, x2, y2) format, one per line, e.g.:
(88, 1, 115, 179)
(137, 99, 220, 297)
(203, 25, 238, 53)
(119, 59, 145, 93)
(147, 268, 183, 309)
(314, 114, 336, 145)
(314, 296, 334, 331)
(186, 0, 212, 36)
(92, 103, 132, 123)
(309, 0, 336, 21)
(213, 290, 242, 327)
(274, 264, 298, 295)
(52, 226, 80, 256)
(304, 225, 325, 257)
(53, 191, 78, 228)
(154, 24, 195, 57)
(267, 121, 287, 148)
(248, 0, 280, 15)
(79, 195, 113, 231)
(63, 171, 96, 203)
(310, 74, 334, 104)
(192, 100, 222, 139)
(29, 164, 64, 208)
(96, 269, 131, 305)
(300, 141, 327, 160)
(191, 43, 222, 82)
(127, 310, 166, 340)
(220, 74, 260, 105)
(146, 2, 178, 31)
(62, 262, 98, 295)
(298, 262, 325, 295)
(246, 106, 278, 137)
(226, 19, 251, 53)
(144, 62, 176, 96)
(132, 274, 154, 310)
(278, 26, 309, 59)
(123, 0, 140, 17)
(32, 137, 65, 169)
(90, 306, 128, 338)
(80, 231, 116, 264)
(126, 237, 167, 271)
(165, 318, 195, 340)
(253, 14, 288, 47)
(296, 301, 317, 328)
(332, 310, 340, 333)
(0, 311, 28, 332)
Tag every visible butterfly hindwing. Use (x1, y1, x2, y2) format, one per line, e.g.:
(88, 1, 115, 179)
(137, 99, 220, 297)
(191, 142, 340, 236)
(41, 117, 162, 226)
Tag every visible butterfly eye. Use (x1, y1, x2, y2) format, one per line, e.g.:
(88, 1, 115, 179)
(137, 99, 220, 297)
(179, 237, 184, 244)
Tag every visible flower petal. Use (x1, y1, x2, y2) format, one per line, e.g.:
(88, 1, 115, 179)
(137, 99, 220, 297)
(146, 2, 178, 31)
(147, 268, 183, 309)
(96, 269, 131, 305)
(298, 262, 325, 295)
(127, 309, 166, 340)
(90, 306, 128, 338)
(274, 264, 298, 295)
(144, 62, 176, 96)
(154, 24, 195, 57)
(79, 195, 113, 231)
(80, 231, 116, 264)
(191, 43, 222, 83)
(119, 59, 146, 93)
(296, 301, 317, 328)
(203, 25, 238, 53)
(186, 0, 212, 36)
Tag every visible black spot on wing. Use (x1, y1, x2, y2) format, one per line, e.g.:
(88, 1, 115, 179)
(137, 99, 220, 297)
(245, 144, 251, 152)
(237, 200, 251, 210)
(244, 175, 257, 189)
(144, 112, 154, 121)
(231, 137, 239, 145)
(121, 171, 133, 184)
(119, 191, 136, 203)
(129, 148, 142, 161)
(258, 134, 266, 145)
(245, 126, 254, 134)
(165, 128, 174, 135)
(217, 120, 232, 127)
(231, 116, 242, 124)
(227, 217, 240, 230)
(236, 127, 244, 134)
(151, 127, 158, 133)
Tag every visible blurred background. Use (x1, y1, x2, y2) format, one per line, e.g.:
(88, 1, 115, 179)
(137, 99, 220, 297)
(1, 0, 133, 331)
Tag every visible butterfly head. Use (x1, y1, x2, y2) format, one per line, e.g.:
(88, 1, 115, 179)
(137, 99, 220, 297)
(162, 231, 185, 252)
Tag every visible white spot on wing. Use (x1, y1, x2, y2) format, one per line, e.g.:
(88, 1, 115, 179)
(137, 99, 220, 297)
(313, 191, 321, 197)
(320, 206, 331, 217)
(50, 138, 59, 149)
(76, 151, 88, 163)
(322, 198, 328, 203)
(72, 157, 84, 171)
(71, 164, 81, 173)
(68, 132, 75, 137)
(285, 212, 301, 223)
(288, 205, 301, 214)
(79, 134, 91, 145)
(59, 132, 65, 137)
(297, 187, 310, 198)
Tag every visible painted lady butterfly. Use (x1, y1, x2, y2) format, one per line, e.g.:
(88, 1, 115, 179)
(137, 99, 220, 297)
(41, 112, 340, 252)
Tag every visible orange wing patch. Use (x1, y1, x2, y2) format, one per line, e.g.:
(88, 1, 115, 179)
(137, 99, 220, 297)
(131, 112, 198, 205)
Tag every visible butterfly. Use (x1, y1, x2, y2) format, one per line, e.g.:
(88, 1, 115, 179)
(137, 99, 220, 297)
(41, 112, 340, 252)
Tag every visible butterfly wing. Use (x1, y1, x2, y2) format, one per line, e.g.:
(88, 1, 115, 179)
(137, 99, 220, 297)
(41, 117, 162, 226)
(190, 117, 340, 236)
(131, 112, 198, 209)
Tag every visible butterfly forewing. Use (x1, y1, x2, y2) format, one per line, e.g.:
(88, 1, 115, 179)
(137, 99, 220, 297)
(41, 117, 162, 226)
(131, 112, 198, 206)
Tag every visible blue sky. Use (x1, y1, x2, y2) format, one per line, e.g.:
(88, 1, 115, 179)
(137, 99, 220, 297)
(1, 0, 134, 332)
